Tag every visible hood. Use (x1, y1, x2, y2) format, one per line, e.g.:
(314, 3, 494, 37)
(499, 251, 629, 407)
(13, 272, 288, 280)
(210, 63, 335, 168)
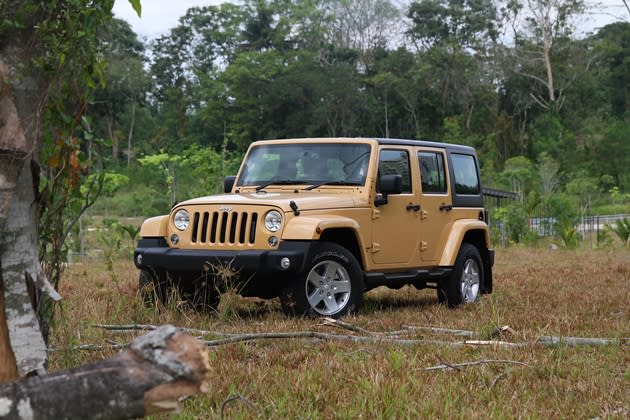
(177, 191, 367, 212)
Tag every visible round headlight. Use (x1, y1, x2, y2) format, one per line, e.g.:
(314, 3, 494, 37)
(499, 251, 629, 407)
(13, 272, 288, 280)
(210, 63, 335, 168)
(264, 210, 282, 232)
(173, 209, 190, 231)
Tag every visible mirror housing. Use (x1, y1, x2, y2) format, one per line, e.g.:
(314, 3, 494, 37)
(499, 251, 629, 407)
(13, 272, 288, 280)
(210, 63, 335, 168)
(224, 176, 237, 193)
(375, 174, 402, 206)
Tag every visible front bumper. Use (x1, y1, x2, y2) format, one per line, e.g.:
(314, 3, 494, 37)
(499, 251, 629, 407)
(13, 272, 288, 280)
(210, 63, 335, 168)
(134, 238, 312, 277)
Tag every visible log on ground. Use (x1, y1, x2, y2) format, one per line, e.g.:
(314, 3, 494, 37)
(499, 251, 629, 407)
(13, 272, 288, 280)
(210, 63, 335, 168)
(0, 325, 211, 419)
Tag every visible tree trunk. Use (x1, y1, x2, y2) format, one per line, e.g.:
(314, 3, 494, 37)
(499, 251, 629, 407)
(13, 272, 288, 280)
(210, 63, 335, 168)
(0, 270, 18, 383)
(126, 99, 136, 167)
(0, 325, 212, 419)
(0, 52, 48, 380)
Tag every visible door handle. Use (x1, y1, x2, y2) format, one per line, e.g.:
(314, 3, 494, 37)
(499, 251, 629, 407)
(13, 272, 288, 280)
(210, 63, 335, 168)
(406, 204, 421, 212)
(439, 204, 453, 211)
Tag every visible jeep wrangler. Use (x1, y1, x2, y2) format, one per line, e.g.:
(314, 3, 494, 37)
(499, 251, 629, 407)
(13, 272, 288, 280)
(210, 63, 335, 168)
(134, 138, 494, 318)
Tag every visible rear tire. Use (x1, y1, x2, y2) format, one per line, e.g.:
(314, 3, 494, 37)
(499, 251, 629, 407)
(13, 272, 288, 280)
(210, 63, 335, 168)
(280, 242, 363, 318)
(437, 243, 483, 308)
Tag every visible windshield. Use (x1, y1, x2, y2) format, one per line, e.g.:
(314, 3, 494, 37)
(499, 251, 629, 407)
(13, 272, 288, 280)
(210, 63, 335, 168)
(237, 143, 372, 187)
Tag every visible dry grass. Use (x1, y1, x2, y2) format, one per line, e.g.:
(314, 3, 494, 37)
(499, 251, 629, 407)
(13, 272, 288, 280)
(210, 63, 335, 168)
(50, 247, 630, 419)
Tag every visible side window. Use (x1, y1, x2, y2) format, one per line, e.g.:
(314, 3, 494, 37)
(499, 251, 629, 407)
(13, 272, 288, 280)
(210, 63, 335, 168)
(451, 154, 480, 195)
(419, 151, 447, 193)
(378, 149, 411, 193)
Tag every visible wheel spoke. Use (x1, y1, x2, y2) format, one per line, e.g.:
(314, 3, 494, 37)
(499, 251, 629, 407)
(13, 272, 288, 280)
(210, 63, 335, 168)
(323, 262, 338, 280)
(306, 270, 324, 288)
(331, 279, 351, 293)
(323, 294, 340, 313)
(307, 289, 325, 308)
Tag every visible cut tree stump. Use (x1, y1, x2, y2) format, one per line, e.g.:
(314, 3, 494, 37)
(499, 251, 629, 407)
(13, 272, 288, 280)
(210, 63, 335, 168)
(0, 325, 211, 419)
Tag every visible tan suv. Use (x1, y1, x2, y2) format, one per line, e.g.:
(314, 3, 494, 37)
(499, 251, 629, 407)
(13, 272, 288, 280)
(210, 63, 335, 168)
(134, 138, 494, 318)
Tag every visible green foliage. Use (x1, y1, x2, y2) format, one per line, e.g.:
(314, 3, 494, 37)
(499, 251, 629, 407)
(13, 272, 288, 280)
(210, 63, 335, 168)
(138, 144, 240, 206)
(128, 0, 142, 17)
(22, 0, 629, 268)
(595, 120, 630, 192)
(557, 226, 579, 249)
(499, 156, 536, 202)
(606, 218, 630, 246)
(83, 172, 129, 197)
(494, 203, 529, 244)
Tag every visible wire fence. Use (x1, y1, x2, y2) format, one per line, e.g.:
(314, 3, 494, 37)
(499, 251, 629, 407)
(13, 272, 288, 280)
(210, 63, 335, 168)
(530, 213, 630, 235)
(490, 213, 630, 247)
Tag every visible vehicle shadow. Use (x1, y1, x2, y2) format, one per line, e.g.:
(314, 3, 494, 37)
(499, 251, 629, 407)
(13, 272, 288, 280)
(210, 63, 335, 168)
(214, 286, 441, 320)
(362, 287, 440, 315)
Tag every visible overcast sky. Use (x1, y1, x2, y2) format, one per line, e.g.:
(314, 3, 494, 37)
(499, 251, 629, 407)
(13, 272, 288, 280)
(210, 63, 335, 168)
(112, 0, 224, 40)
(112, 0, 629, 40)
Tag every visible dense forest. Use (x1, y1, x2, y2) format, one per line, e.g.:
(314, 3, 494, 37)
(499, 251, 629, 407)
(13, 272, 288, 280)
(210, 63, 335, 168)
(64, 0, 629, 242)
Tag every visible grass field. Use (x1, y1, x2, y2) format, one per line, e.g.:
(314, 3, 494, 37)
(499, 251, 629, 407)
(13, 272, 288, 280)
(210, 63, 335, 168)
(51, 247, 630, 419)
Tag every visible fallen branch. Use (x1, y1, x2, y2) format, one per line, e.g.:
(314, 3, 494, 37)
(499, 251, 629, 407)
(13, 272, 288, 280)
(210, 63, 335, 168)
(89, 324, 628, 352)
(320, 317, 376, 335)
(0, 325, 210, 419)
(92, 323, 159, 332)
(537, 336, 629, 347)
(403, 326, 475, 337)
(203, 331, 479, 348)
(221, 393, 262, 417)
(423, 359, 530, 371)
(93, 323, 235, 338)
(463, 340, 526, 349)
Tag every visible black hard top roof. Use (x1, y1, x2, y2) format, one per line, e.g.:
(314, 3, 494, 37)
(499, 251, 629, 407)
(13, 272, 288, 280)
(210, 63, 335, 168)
(260, 137, 477, 155)
(375, 138, 476, 154)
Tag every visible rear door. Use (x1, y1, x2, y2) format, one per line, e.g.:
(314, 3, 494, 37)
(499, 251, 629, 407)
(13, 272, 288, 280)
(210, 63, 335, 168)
(416, 147, 454, 263)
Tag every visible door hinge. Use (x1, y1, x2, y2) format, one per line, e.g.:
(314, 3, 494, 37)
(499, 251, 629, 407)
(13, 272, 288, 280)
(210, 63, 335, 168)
(370, 242, 381, 253)
(420, 241, 428, 251)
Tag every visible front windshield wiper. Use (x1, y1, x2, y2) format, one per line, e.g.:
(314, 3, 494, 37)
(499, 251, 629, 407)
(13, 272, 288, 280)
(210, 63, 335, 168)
(304, 181, 363, 191)
(255, 180, 308, 191)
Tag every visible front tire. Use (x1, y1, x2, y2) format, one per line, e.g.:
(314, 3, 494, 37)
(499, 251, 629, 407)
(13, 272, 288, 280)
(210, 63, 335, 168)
(281, 242, 364, 318)
(138, 269, 170, 307)
(175, 272, 221, 312)
(437, 243, 483, 307)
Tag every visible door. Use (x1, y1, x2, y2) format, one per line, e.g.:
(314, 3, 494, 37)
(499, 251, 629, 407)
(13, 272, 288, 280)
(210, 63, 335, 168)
(370, 148, 421, 265)
(416, 148, 454, 263)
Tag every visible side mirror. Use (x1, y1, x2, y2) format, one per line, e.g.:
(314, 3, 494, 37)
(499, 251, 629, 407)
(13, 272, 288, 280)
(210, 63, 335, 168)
(224, 176, 236, 193)
(375, 174, 402, 207)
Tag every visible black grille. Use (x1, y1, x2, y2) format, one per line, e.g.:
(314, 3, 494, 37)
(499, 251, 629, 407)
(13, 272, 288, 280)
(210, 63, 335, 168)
(191, 211, 258, 244)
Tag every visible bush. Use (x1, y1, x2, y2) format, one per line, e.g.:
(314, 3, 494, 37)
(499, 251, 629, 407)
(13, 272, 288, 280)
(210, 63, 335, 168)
(606, 217, 630, 246)
(494, 204, 529, 244)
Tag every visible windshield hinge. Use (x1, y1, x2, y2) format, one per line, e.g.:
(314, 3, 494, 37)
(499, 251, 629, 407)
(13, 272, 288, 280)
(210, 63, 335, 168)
(290, 200, 300, 216)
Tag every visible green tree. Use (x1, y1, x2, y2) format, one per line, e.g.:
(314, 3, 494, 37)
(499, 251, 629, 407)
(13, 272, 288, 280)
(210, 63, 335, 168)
(594, 119, 630, 191)
(591, 22, 630, 119)
(407, 0, 499, 51)
(500, 156, 536, 202)
(90, 18, 150, 164)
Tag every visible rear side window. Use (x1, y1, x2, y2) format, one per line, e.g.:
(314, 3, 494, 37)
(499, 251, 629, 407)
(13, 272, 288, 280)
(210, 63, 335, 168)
(378, 149, 411, 193)
(419, 151, 447, 193)
(451, 154, 480, 195)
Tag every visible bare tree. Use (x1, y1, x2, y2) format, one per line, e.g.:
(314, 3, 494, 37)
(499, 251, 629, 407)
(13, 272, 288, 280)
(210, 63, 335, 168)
(501, 0, 590, 113)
